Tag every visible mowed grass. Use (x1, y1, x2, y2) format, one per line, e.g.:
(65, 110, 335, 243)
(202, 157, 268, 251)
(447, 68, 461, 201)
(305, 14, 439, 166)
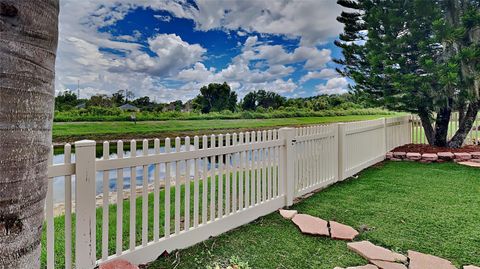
(41, 170, 268, 269)
(41, 176, 231, 269)
(147, 161, 480, 269)
(52, 115, 393, 142)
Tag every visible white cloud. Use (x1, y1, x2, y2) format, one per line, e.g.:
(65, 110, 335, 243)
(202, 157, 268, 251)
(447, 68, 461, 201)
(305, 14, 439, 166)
(244, 35, 258, 49)
(110, 34, 206, 77)
(73, 1, 343, 46)
(182, 0, 343, 46)
(177, 62, 215, 82)
(238, 39, 331, 70)
(154, 14, 172, 22)
(300, 69, 339, 83)
(55, 0, 343, 102)
(316, 77, 350, 95)
(175, 60, 297, 97)
(237, 31, 247, 37)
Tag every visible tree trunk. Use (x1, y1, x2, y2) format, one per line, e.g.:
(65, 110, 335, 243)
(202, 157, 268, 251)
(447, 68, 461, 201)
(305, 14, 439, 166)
(448, 102, 479, 148)
(0, 1, 58, 268)
(418, 110, 435, 145)
(432, 107, 452, 147)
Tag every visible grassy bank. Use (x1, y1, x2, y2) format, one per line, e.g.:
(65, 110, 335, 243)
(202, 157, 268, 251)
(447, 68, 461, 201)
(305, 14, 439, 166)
(53, 114, 396, 142)
(54, 108, 392, 122)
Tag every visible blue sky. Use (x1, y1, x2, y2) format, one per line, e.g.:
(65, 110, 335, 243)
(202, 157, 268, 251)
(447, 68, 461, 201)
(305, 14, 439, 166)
(56, 0, 348, 102)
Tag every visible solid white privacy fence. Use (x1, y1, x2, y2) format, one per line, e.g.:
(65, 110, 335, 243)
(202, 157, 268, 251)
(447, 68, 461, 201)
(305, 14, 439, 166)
(44, 115, 411, 269)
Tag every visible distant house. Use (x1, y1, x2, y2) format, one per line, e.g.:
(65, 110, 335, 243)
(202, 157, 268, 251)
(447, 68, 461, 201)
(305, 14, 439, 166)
(119, 103, 140, 112)
(182, 100, 193, 112)
(163, 102, 177, 112)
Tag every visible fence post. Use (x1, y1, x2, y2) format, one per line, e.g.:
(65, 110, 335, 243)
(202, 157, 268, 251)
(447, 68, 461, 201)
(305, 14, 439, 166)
(337, 123, 346, 181)
(279, 127, 296, 207)
(408, 115, 413, 144)
(383, 118, 388, 153)
(333, 123, 339, 182)
(74, 140, 97, 269)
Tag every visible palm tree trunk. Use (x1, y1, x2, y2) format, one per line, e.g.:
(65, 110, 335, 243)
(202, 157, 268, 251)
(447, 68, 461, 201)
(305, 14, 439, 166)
(0, 0, 59, 268)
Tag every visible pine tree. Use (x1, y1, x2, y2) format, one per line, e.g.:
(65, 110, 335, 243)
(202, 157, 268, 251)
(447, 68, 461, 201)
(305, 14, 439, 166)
(336, 0, 480, 147)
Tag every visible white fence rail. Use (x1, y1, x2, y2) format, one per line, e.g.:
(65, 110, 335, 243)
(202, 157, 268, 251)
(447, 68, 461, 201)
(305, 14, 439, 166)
(43, 116, 411, 269)
(294, 125, 338, 197)
(411, 113, 480, 145)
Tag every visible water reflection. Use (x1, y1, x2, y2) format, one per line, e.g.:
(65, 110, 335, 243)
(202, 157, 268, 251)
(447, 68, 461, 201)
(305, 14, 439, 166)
(52, 145, 197, 203)
(52, 145, 267, 203)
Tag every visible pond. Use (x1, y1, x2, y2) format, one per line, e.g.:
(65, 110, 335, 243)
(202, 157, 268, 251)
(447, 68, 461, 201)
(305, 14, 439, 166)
(51, 145, 267, 203)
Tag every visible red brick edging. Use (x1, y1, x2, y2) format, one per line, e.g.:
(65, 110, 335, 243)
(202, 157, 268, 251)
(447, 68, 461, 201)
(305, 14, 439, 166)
(386, 151, 480, 163)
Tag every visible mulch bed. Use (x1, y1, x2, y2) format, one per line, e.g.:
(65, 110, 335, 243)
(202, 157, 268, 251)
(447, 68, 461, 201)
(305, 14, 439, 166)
(392, 143, 480, 154)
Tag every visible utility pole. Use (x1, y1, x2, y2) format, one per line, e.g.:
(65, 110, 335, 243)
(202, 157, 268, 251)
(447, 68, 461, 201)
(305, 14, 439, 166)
(77, 80, 80, 99)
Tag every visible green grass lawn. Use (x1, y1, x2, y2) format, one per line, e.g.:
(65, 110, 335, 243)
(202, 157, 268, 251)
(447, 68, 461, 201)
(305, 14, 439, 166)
(52, 115, 394, 142)
(41, 170, 271, 269)
(42, 178, 221, 269)
(147, 161, 480, 269)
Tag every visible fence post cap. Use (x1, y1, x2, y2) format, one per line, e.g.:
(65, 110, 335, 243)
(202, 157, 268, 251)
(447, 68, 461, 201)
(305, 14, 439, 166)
(74, 140, 96, 147)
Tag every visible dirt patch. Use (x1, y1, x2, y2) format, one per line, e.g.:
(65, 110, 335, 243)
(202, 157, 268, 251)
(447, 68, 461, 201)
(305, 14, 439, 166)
(392, 143, 480, 154)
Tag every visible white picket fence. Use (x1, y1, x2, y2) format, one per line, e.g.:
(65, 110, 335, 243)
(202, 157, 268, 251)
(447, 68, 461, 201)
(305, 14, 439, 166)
(411, 112, 480, 145)
(44, 115, 411, 269)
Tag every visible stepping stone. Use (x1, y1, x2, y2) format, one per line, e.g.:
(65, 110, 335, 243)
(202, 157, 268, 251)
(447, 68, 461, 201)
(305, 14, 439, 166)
(347, 241, 407, 263)
(386, 152, 394, 159)
(458, 161, 480, 168)
(291, 214, 329, 236)
(370, 260, 407, 269)
(406, 152, 421, 160)
(408, 250, 456, 269)
(422, 153, 438, 162)
(464, 266, 480, 269)
(437, 152, 454, 160)
(334, 265, 378, 269)
(99, 259, 139, 269)
(279, 209, 297, 219)
(329, 221, 359, 240)
(454, 152, 472, 161)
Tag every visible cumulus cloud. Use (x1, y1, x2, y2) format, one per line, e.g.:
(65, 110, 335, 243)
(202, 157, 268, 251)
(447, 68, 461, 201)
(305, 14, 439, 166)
(236, 37, 332, 70)
(64, 0, 343, 46)
(316, 77, 350, 95)
(300, 69, 339, 83)
(183, 0, 343, 46)
(55, 0, 344, 102)
(110, 34, 206, 76)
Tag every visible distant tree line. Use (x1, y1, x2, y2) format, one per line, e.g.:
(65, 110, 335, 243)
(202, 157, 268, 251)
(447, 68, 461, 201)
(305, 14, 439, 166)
(55, 82, 371, 115)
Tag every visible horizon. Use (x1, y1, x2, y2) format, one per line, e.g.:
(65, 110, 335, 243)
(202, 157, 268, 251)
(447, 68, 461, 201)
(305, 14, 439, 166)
(55, 0, 348, 103)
